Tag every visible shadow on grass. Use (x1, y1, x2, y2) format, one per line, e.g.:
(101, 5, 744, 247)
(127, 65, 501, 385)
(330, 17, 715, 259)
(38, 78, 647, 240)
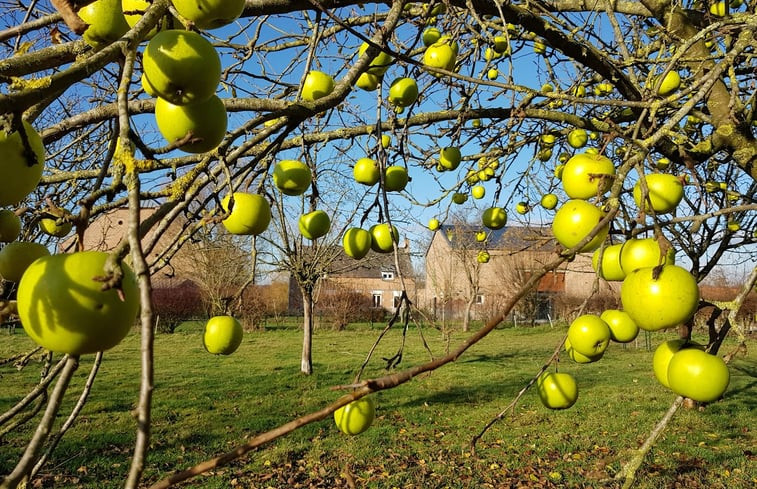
(393, 377, 529, 408)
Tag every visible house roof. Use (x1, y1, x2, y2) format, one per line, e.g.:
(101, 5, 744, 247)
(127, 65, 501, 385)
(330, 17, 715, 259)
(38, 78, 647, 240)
(327, 247, 414, 279)
(435, 224, 554, 253)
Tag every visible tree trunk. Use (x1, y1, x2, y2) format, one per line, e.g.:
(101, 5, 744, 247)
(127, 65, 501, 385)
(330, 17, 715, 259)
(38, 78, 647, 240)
(301, 288, 313, 375)
(462, 295, 475, 332)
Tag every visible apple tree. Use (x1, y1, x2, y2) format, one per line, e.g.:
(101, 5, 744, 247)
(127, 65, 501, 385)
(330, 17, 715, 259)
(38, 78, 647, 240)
(0, 0, 756, 488)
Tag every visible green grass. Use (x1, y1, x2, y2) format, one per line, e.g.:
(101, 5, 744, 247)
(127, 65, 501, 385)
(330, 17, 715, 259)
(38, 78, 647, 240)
(1, 323, 755, 488)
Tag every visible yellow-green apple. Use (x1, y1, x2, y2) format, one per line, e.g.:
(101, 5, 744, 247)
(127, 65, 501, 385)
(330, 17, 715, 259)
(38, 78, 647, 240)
(439, 146, 461, 171)
(122, 0, 177, 39)
(422, 27, 441, 46)
(298, 210, 331, 240)
(143, 29, 220, 106)
(343, 227, 372, 259)
(155, 94, 227, 153)
(537, 372, 578, 410)
(172, 0, 245, 30)
(477, 250, 490, 263)
(533, 39, 547, 54)
(273, 159, 312, 196)
(475, 231, 487, 242)
(39, 218, 73, 238)
(619, 237, 675, 275)
(0, 120, 45, 206)
(564, 337, 604, 363)
(591, 243, 625, 281)
(383, 165, 408, 191)
(515, 201, 529, 215)
(381, 134, 391, 148)
(423, 37, 457, 74)
(78, 0, 129, 49)
(656, 71, 681, 96)
(427, 218, 440, 231)
(17, 251, 139, 354)
(203, 315, 243, 354)
(353, 157, 380, 186)
(0, 241, 50, 283)
(633, 173, 684, 214)
(471, 185, 485, 199)
(451, 192, 468, 204)
(334, 396, 376, 435)
(621, 264, 699, 331)
(652, 339, 703, 388)
(668, 349, 729, 402)
(358, 42, 393, 76)
(493, 35, 509, 54)
(221, 192, 271, 235)
(301, 70, 335, 101)
(0, 210, 21, 242)
(562, 152, 615, 199)
(567, 314, 611, 357)
(369, 223, 399, 253)
(356, 72, 379, 91)
(567, 129, 588, 149)
(540, 193, 558, 210)
(388, 77, 418, 107)
(482, 207, 507, 229)
(551, 199, 609, 252)
(600, 309, 639, 343)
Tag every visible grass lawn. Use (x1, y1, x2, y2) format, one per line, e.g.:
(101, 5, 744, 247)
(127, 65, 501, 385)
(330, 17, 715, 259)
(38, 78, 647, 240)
(1, 322, 755, 488)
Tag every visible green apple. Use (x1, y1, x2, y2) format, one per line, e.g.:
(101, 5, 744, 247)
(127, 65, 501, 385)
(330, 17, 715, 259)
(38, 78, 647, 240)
(122, 0, 177, 39)
(482, 207, 507, 230)
(427, 218, 440, 231)
(656, 71, 681, 96)
(39, 217, 73, 238)
(0, 210, 21, 242)
(203, 315, 243, 355)
(564, 337, 604, 363)
(381, 134, 391, 148)
(477, 250, 490, 263)
(567, 129, 588, 149)
(353, 157, 380, 186)
(621, 265, 699, 331)
(562, 152, 615, 199)
(540, 193, 558, 210)
(567, 314, 611, 357)
(334, 396, 376, 435)
(515, 201, 529, 215)
(619, 237, 675, 275)
(600, 309, 639, 343)
(652, 339, 703, 388)
(17, 251, 139, 355)
(343, 227, 372, 259)
(422, 27, 441, 46)
(572, 84, 587, 97)
(591, 243, 625, 281)
(172, 0, 245, 30)
(0, 241, 50, 283)
(141, 72, 158, 96)
(369, 223, 399, 253)
(593, 82, 613, 96)
(155, 94, 227, 153)
(537, 372, 578, 410)
(301, 70, 335, 101)
(273, 159, 312, 196)
(438, 147, 461, 171)
(471, 185, 485, 199)
(358, 42, 393, 76)
(298, 210, 331, 240)
(0, 120, 45, 206)
(486, 68, 499, 80)
(78, 0, 129, 49)
(533, 39, 547, 55)
(383, 165, 408, 192)
(552, 200, 609, 252)
(356, 72, 379, 91)
(668, 349, 729, 402)
(221, 192, 271, 236)
(388, 77, 418, 108)
(633, 173, 684, 214)
(493, 36, 510, 54)
(475, 231, 487, 242)
(423, 37, 457, 74)
(452, 192, 468, 205)
(710, 1, 727, 16)
(143, 29, 221, 105)
(655, 157, 671, 170)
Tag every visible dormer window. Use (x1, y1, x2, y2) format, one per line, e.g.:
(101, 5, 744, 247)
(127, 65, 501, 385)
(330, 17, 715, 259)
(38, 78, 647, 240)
(381, 271, 394, 280)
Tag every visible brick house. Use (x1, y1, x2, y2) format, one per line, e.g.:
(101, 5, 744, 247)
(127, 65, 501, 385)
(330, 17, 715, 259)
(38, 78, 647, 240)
(423, 224, 618, 323)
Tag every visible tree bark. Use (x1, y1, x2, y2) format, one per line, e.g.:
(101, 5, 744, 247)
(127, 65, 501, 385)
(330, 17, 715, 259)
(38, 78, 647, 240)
(301, 288, 313, 375)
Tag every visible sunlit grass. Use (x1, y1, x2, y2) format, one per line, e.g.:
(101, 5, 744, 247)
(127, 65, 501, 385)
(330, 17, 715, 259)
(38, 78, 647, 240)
(1, 322, 754, 488)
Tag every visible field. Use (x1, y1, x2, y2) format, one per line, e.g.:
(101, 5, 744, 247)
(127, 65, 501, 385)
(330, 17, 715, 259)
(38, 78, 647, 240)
(1, 322, 755, 488)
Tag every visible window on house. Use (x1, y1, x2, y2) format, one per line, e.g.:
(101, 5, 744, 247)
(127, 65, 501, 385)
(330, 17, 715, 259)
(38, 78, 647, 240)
(475, 294, 485, 305)
(381, 271, 394, 280)
(372, 292, 382, 308)
(393, 291, 402, 308)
